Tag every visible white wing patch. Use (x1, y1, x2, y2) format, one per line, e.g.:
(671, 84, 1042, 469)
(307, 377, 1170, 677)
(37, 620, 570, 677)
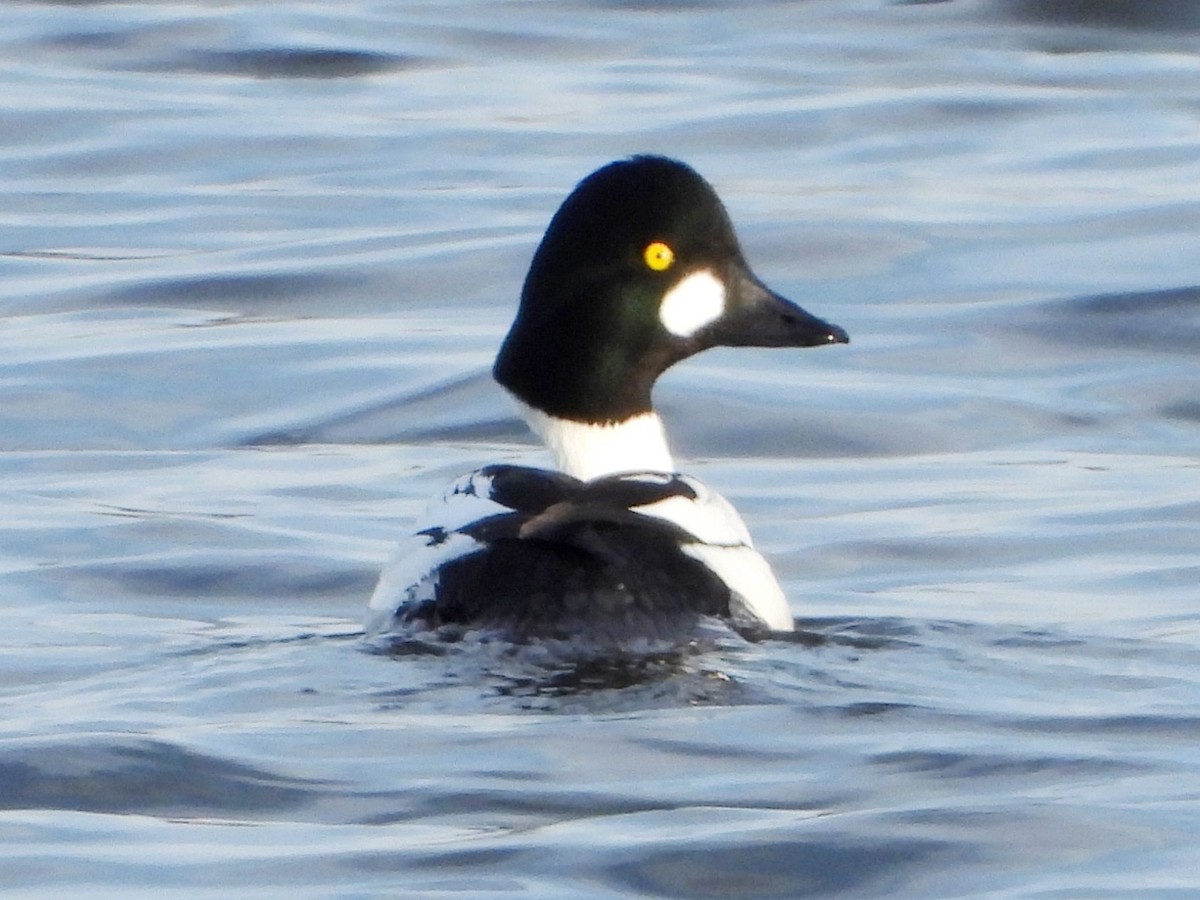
(364, 471, 507, 634)
(366, 530, 482, 634)
(427, 470, 510, 531)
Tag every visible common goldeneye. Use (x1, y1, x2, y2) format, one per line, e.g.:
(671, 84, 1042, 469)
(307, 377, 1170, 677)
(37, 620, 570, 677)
(368, 156, 848, 647)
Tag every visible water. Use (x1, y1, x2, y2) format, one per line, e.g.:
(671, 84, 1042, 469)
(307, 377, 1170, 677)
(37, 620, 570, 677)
(2, 0, 1198, 896)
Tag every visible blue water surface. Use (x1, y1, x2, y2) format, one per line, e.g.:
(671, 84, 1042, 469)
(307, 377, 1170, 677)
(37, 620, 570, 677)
(2, 1, 1199, 896)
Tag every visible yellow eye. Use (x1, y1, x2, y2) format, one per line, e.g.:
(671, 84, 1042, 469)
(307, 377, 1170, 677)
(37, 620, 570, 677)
(643, 241, 675, 272)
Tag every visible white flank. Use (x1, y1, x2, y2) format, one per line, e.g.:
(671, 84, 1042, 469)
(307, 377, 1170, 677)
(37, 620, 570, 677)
(631, 475, 754, 546)
(518, 402, 675, 480)
(680, 543, 794, 633)
(658, 269, 726, 338)
(635, 475, 794, 632)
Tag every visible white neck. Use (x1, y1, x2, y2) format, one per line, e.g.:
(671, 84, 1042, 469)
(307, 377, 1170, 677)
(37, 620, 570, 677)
(515, 400, 675, 481)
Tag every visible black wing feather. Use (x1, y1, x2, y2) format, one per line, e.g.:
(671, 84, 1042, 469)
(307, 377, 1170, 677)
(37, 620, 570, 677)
(399, 466, 731, 643)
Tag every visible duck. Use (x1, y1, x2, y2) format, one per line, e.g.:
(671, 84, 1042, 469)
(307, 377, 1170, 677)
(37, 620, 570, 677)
(367, 155, 848, 649)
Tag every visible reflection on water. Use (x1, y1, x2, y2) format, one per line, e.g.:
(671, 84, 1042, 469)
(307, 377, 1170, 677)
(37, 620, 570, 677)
(2, 0, 1199, 896)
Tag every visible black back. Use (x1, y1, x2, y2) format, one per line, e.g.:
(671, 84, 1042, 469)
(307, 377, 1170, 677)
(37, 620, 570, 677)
(398, 465, 734, 645)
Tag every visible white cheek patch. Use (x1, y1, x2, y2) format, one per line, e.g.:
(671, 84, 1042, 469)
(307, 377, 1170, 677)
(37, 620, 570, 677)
(658, 270, 727, 338)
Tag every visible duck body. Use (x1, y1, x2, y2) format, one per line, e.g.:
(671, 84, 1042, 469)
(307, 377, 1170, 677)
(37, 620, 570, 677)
(368, 156, 847, 647)
(368, 464, 792, 644)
